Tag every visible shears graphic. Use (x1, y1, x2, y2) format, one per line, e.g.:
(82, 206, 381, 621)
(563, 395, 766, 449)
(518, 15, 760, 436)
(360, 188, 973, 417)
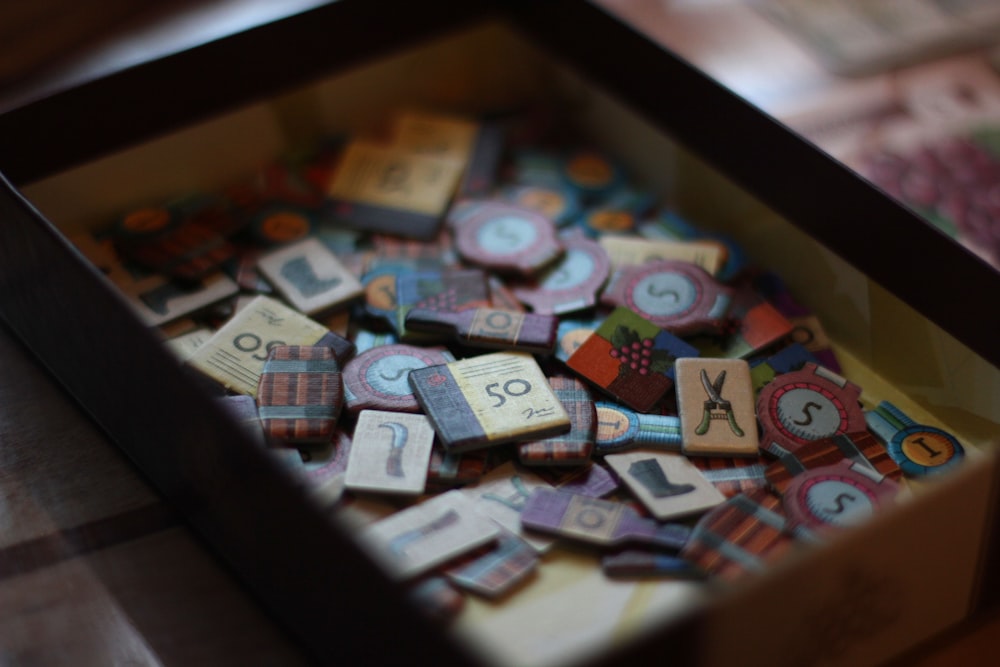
(695, 369, 744, 437)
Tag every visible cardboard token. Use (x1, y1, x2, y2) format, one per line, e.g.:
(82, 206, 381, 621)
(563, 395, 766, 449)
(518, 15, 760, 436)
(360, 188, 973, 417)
(459, 121, 506, 196)
(462, 461, 556, 552)
(392, 268, 491, 338)
(676, 358, 760, 458)
(865, 400, 965, 477)
(116, 211, 236, 283)
(532, 463, 620, 498)
(519, 489, 691, 551)
(690, 283, 794, 360)
(342, 344, 453, 414)
(256, 345, 343, 444)
(408, 351, 571, 453)
(593, 401, 682, 454)
(598, 236, 724, 276)
(559, 149, 623, 201)
(509, 235, 611, 315)
(453, 202, 563, 276)
(688, 455, 770, 498)
(517, 376, 596, 466)
(601, 550, 705, 579)
(404, 307, 558, 354)
(554, 317, 601, 365)
(601, 260, 733, 336)
(757, 363, 866, 457)
(639, 211, 749, 282)
(444, 531, 539, 598)
(753, 271, 842, 372)
(257, 237, 363, 316)
(390, 109, 479, 163)
(251, 205, 314, 246)
(299, 428, 352, 507)
(427, 446, 491, 489)
(122, 272, 239, 328)
(680, 488, 799, 581)
(748, 343, 819, 396)
(764, 431, 902, 494)
(345, 411, 436, 496)
(782, 460, 900, 534)
(406, 576, 465, 623)
(359, 490, 500, 581)
(187, 295, 339, 396)
(500, 183, 581, 227)
(566, 307, 698, 413)
(605, 451, 726, 521)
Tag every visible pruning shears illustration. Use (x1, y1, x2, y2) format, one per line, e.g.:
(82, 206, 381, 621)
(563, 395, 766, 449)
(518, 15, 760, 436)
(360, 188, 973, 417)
(695, 368, 744, 437)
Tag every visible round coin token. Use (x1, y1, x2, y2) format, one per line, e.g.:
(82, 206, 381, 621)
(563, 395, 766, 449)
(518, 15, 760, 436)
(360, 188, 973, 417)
(253, 206, 313, 245)
(757, 363, 866, 457)
(116, 206, 177, 239)
(560, 150, 623, 201)
(342, 344, 453, 413)
(454, 202, 563, 276)
(500, 184, 581, 227)
(782, 460, 899, 533)
(510, 235, 610, 315)
(603, 260, 733, 335)
(889, 425, 964, 476)
(594, 402, 641, 452)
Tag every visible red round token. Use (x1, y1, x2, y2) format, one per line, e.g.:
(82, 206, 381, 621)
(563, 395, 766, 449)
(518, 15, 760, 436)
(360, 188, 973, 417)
(602, 260, 733, 335)
(454, 202, 563, 276)
(341, 344, 453, 413)
(510, 235, 611, 315)
(757, 363, 866, 457)
(782, 459, 899, 534)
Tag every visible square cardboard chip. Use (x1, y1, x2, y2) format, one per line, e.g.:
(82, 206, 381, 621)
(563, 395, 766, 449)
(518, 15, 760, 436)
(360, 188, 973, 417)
(257, 237, 363, 316)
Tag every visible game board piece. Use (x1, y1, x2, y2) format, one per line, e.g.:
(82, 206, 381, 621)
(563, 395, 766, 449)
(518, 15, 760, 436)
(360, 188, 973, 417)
(765, 431, 903, 494)
(342, 344, 453, 414)
(350, 329, 398, 355)
(752, 271, 842, 372)
(359, 490, 500, 580)
(165, 326, 214, 362)
(462, 461, 556, 552)
(500, 183, 582, 226)
(250, 204, 315, 246)
(406, 576, 465, 623)
(517, 376, 596, 466)
(691, 283, 794, 360)
(601, 260, 733, 336)
(782, 460, 901, 535)
(559, 149, 623, 202)
(487, 274, 525, 313)
(345, 411, 436, 496)
(593, 401, 682, 454)
(757, 363, 866, 457)
(601, 550, 705, 579)
(444, 531, 539, 598)
(688, 455, 769, 498)
(426, 446, 491, 489)
(327, 141, 465, 239)
(256, 345, 343, 444)
(566, 307, 698, 413)
(453, 202, 563, 276)
(124, 272, 239, 328)
(748, 343, 819, 395)
(865, 400, 965, 477)
(405, 307, 558, 354)
(509, 235, 610, 315)
(520, 489, 691, 551)
(298, 428, 352, 507)
(554, 317, 601, 365)
(572, 186, 655, 238)
(680, 488, 800, 581)
(216, 395, 268, 448)
(459, 121, 506, 196)
(605, 451, 726, 520)
(598, 236, 724, 276)
(638, 211, 749, 282)
(188, 295, 339, 396)
(256, 237, 363, 316)
(391, 268, 491, 338)
(409, 352, 570, 453)
(676, 358, 759, 458)
(533, 463, 620, 498)
(390, 109, 479, 164)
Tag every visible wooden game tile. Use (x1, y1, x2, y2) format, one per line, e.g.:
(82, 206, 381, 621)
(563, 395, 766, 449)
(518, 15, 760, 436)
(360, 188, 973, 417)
(342, 344, 453, 414)
(256, 237, 363, 316)
(392, 268, 491, 338)
(690, 282, 793, 359)
(256, 345, 343, 444)
(593, 401, 682, 455)
(453, 201, 564, 276)
(598, 235, 724, 276)
(409, 352, 570, 453)
(188, 295, 338, 396)
(688, 454, 769, 498)
(519, 489, 692, 551)
(404, 307, 558, 355)
(566, 307, 698, 413)
(517, 376, 596, 466)
(508, 235, 611, 315)
(444, 531, 539, 598)
(461, 462, 556, 552)
(604, 451, 725, 521)
(426, 446, 490, 489)
(764, 431, 902, 495)
(676, 357, 759, 458)
(358, 490, 500, 580)
(680, 488, 797, 581)
(122, 272, 239, 328)
(345, 411, 436, 496)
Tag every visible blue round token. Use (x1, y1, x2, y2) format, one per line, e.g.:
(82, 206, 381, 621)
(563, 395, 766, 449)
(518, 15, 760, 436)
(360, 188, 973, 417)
(888, 424, 964, 476)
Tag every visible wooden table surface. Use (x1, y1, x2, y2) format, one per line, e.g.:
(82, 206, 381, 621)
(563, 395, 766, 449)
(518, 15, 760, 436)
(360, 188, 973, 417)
(0, 1, 997, 664)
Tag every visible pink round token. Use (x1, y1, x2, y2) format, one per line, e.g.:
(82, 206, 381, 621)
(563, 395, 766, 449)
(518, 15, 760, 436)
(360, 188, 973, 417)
(782, 459, 900, 534)
(510, 235, 610, 315)
(341, 344, 453, 413)
(454, 202, 563, 276)
(602, 259, 733, 335)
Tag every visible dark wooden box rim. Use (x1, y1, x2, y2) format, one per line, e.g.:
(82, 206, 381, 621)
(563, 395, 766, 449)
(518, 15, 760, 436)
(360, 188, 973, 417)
(1, 1, 998, 665)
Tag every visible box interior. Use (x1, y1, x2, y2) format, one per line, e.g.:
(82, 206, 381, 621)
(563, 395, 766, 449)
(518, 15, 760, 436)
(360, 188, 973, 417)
(17, 19, 1000, 667)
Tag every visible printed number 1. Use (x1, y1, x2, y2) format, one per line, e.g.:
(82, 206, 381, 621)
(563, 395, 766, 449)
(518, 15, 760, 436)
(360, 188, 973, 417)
(485, 378, 532, 408)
